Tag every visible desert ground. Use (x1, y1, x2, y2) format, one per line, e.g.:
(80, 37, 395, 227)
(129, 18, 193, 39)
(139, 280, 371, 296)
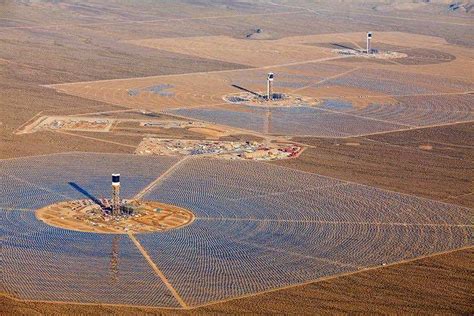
(1, 0, 473, 314)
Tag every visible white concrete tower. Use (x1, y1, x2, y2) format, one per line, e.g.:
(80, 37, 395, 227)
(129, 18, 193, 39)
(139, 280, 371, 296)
(367, 32, 372, 54)
(267, 72, 274, 100)
(112, 174, 121, 216)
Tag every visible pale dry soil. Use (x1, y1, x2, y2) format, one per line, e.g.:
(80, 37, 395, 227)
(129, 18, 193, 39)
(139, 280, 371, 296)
(36, 200, 195, 234)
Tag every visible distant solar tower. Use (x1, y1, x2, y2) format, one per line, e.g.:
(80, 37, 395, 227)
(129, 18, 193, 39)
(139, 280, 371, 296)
(112, 174, 121, 216)
(367, 32, 372, 54)
(267, 72, 274, 101)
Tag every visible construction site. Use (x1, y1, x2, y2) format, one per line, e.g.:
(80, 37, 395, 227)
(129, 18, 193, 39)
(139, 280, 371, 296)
(1, 0, 473, 314)
(17, 115, 229, 137)
(135, 138, 302, 160)
(18, 116, 114, 134)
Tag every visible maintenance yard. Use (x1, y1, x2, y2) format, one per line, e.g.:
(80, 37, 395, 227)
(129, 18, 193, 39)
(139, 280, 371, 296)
(1, 153, 472, 308)
(135, 138, 302, 160)
(18, 116, 115, 134)
(17, 115, 231, 138)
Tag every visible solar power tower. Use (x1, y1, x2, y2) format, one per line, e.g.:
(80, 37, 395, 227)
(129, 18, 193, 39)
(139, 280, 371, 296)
(367, 32, 373, 54)
(267, 72, 274, 100)
(112, 174, 121, 216)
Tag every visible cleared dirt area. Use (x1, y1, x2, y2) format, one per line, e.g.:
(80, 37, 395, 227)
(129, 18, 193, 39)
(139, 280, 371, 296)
(18, 116, 114, 134)
(125, 35, 335, 67)
(37, 199, 195, 234)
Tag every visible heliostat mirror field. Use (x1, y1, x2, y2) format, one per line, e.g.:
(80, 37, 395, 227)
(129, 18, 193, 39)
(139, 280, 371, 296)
(2, 153, 471, 308)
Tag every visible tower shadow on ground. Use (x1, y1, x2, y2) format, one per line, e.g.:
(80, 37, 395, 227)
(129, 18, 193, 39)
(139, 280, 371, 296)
(68, 182, 103, 207)
(231, 84, 264, 98)
(331, 43, 357, 51)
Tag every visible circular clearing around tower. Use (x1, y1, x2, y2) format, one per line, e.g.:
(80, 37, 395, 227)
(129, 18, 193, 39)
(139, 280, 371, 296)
(36, 199, 195, 234)
(223, 92, 320, 107)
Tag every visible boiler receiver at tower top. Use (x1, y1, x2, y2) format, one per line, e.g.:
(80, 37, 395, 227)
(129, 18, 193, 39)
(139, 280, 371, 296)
(112, 174, 120, 184)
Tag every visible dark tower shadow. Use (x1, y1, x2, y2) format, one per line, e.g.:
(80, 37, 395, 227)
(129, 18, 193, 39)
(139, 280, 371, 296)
(68, 182, 103, 206)
(231, 84, 264, 98)
(330, 43, 357, 51)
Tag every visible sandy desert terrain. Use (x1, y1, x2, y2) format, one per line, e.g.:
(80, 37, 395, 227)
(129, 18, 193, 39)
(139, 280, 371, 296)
(1, 0, 472, 314)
